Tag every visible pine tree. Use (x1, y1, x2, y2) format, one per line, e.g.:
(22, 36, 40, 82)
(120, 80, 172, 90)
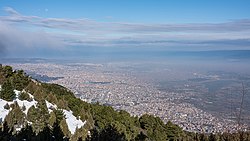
(0, 79, 16, 101)
(4, 102, 26, 132)
(22, 104, 26, 111)
(4, 103, 10, 110)
(58, 99, 67, 109)
(19, 91, 32, 101)
(54, 109, 65, 123)
(52, 121, 65, 140)
(60, 119, 70, 137)
(46, 92, 58, 104)
(2, 66, 13, 78)
(12, 70, 30, 91)
(49, 111, 57, 127)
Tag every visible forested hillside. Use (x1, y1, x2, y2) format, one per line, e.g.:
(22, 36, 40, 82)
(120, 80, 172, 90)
(0, 64, 249, 141)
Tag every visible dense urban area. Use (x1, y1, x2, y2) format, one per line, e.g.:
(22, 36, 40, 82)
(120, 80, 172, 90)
(5, 61, 248, 133)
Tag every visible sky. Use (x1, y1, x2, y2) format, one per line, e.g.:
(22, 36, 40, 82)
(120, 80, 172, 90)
(0, 0, 250, 58)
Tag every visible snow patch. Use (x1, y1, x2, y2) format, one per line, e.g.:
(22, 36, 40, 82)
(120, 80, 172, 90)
(45, 101, 87, 134)
(0, 89, 38, 121)
(14, 90, 38, 115)
(14, 90, 34, 99)
(14, 90, 20, 99)
(0, 99, 11, 122)
(15, 99, 38, 115)
(45, 100, 57, 113)
(63, 110, 86, 134)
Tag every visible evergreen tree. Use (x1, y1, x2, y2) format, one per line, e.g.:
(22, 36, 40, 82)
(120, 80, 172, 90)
(37, 100, 50, 122)
(99, 123, 126, 141)
(58, 99, 68, 109)
(4, 103, 10, 110)
(19, 91, 32, 101)
(49, 111, 57, 127)
(36, 125, 53, 141)
(0, 64, 4, 84)
(52, 121, 65, 141)
(22, 104, 26, 111)
(27, 105, 47, 134)
(15, 125, 35, 141)
(60, 119, 70, 137)
(54, 109, 65, 123)
(1, 122, 13, 141)
(2, 66, 13, 78)
(0, 79, 16, 101)
(12, 70, 30, 91)
(46, 92, 58, 104)
(4, 101, 26, 132)
(71, 127, 88, 141)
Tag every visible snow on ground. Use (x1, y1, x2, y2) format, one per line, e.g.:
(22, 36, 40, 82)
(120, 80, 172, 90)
(45, 100, 57, 113)
(45, 100, 87, 134)
(14, 90, 38, 115)
(0, 99, 11, 122)
(14, 90, 34, 99)
(15, 99, 38, 115)
(0, 90, 38, 121)
(63, 110, 87, 134)
(0, 88, 86, 135)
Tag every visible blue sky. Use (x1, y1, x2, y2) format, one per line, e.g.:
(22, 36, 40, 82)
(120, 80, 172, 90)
(1, 0, 250, 23)
(0, 0, 250, 58)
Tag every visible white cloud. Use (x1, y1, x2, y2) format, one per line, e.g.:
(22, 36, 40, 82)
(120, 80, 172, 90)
(0, 21, 65, 57)
(3, 7, 20, 15)
(0, 6, 250, 58)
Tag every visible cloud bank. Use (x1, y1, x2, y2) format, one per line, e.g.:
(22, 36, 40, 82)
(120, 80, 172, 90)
(0, 21, 64, 58)
(0, 7, 250, 58)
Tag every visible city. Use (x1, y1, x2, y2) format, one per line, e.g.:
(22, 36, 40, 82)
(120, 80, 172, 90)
(6, 62, 249, 133)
